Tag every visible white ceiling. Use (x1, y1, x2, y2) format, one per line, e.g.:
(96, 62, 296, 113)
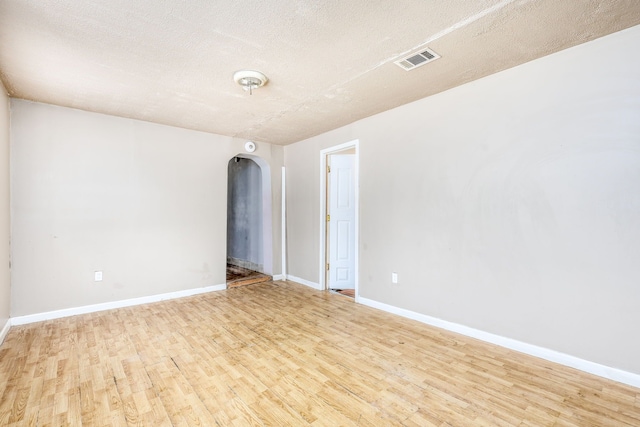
(1, 1, 639, 145)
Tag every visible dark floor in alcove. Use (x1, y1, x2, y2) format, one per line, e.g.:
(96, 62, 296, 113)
(226, 263, 272, 288)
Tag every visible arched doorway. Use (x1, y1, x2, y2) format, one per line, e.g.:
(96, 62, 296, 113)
(226, 154, 273, 287)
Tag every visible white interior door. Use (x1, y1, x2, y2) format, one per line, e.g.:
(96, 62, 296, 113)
(328, 154, 355, 289)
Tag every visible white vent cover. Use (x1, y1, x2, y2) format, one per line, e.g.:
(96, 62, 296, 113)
(394, 48, 440, 71)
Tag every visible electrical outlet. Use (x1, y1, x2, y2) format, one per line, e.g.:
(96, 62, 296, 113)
(391, 272, 398, 284)
(94, 271, 103, 282)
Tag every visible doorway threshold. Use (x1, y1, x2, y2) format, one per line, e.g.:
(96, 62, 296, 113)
(227, 264, 272, 288)
(330, 288, 355, 298)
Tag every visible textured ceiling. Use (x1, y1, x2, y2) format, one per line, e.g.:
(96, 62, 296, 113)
(1, 1, 639, 145)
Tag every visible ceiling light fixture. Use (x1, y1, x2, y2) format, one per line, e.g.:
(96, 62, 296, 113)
(233, 70, 268, 95)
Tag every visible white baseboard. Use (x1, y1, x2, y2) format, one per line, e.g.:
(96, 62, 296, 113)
(272, 274, 285, 281)
(285, 275, 322, 290)
(358, 297, 640, 389)
(11, 284, 227, 326)
(0, 319, 10, 345)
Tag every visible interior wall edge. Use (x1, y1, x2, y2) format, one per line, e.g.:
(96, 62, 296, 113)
(358, 296, 640, 388)
(0, 78, 10, 331)
(0, 319, 10, 345)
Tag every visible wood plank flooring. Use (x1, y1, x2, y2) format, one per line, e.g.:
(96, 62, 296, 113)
(1, 280, 639, 426)
(226, 264, 272, 288)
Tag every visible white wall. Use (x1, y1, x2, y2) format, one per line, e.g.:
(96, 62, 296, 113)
(0, 81, 10, 336)
(285, 25, 640, 374)
(10, 100, 283, 316)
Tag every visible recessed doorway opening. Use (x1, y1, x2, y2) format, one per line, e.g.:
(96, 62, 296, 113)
(226, 154, 273, 288)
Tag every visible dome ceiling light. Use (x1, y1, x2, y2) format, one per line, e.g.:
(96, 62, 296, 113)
(233, 70, 268, 95)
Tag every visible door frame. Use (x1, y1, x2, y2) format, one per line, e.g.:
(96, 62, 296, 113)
(319, 140, 359, 300)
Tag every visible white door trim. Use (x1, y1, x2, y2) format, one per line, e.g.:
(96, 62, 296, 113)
(319, 140, 359, 301)
(281, 166, 287, 278)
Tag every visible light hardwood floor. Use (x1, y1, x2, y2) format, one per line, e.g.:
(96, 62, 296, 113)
(1, 280, 639, 426)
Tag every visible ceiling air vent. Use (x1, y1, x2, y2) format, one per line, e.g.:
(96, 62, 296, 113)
(394, 48, 440, 71)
